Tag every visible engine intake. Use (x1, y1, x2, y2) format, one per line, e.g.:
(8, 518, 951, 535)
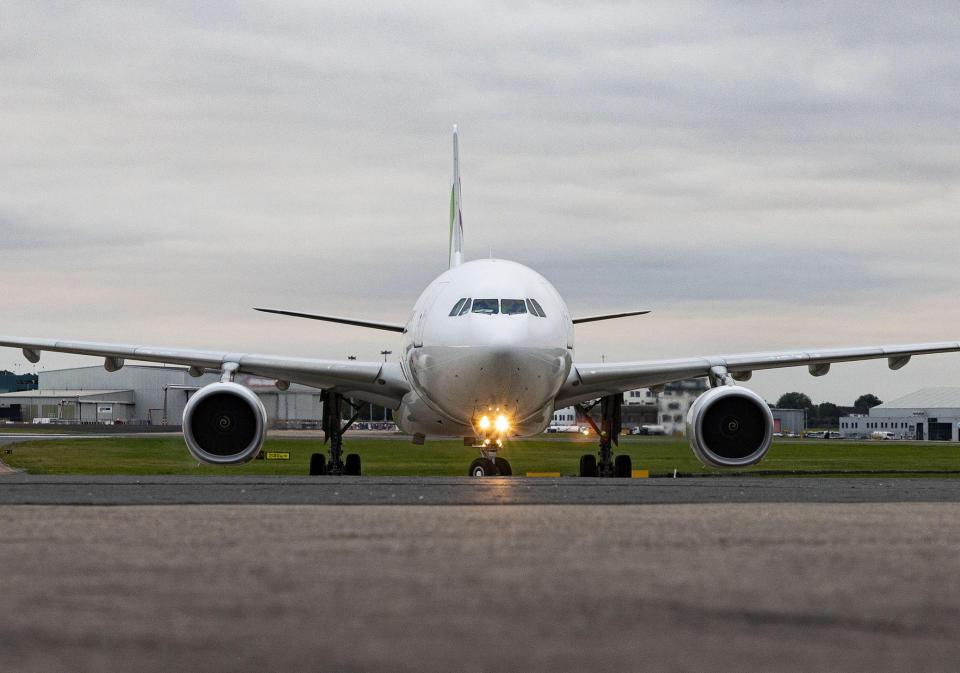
(686, 386, 773, 468)
(182, 382, 267, 465)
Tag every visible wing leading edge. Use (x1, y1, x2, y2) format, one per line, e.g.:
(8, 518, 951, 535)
(0, 336, 410, 408)
(555, 341, 960, 408)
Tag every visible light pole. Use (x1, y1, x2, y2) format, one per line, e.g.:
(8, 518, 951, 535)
(379, 351, 393, 423)
(346, 356, 357, 424)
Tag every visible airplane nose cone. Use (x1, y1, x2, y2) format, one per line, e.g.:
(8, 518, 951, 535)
(409, 345, 569, 427)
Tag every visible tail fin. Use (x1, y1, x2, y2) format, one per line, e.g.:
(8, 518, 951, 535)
(449, 125, 464, 267)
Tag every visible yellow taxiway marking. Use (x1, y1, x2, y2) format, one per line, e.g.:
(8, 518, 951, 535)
(523, 470, 648, 478)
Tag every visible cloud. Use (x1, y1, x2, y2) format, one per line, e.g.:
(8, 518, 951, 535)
(2, 1, 959, 404)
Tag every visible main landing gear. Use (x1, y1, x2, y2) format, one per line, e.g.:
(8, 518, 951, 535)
(309, 390, 364, 476)
(575, 394, 632, 478)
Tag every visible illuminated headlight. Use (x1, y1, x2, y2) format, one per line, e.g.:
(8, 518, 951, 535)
(495, 415, 509, 432)
(479, 416, 491, 430)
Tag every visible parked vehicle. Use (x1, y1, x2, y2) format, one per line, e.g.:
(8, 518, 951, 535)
(871, 431, 896, 440)
(547, 424, 581, 433)
(631, 424, 665, 435)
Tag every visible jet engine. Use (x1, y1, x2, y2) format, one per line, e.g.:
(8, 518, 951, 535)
(182, 382, 267, 465)
(686, 386, 774, 468)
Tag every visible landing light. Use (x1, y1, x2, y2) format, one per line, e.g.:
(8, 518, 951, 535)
(495, 415, 509, 432)
(479, 415, 491, 430)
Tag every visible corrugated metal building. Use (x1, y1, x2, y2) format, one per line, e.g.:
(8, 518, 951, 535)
(0, 389, 135, 422)
(839, 388, 960, 441)
(772, 408, 805, 435)
(0, 365, 323, 426)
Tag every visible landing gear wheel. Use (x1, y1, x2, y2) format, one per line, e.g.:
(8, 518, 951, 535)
(614, 454, 632, 478)
(345, 453, 362, 476)
(309, 452, 327, 476)
(469, 458, 497, 477)
(494, 457, 512, 476)
(579, 454, 598, 477)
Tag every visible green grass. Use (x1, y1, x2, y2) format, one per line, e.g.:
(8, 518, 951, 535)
(4, 435, 960, 476)
(0, 426, 86, 434)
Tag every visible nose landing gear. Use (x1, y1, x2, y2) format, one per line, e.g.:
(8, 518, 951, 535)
(467, 433, 513, 477)
(468, 409, 513, 476)
(468, 454, 512, 476)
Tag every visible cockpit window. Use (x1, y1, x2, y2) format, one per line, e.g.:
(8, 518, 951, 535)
(449, 298, 467, 316)
(471, 298, 499, 315)
(501, 299, 527, 315)
(527, 298, 546, 317)
(457, 298, 472, 316)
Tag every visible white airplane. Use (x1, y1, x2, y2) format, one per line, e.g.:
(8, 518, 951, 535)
(3, 127, 960, 477)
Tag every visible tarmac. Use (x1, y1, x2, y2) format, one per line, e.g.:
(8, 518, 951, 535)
(3, 408, 957, 672)
(3, 446, 960, 671)
(2, 473, 960, 505)
(2, 499, 960, 672)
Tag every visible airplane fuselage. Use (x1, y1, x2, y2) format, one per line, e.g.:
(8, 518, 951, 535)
(397, 259, 573, 439)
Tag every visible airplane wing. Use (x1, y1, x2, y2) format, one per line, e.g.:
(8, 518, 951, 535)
(555, 341, 960, 408)
(0, 336, 410, 408)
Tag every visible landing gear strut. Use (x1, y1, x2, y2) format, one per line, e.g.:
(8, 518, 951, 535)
(309, 390, 364, 476)
(575, 394, 632, 478)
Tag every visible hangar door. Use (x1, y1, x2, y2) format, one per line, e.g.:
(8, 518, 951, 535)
(927, 418, 953, 441)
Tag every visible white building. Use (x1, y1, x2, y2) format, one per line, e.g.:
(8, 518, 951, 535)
(550, 407, 578, 426)
(640, 379, 709, 435)
(550, 378, 709, 436)
(839, 388, 960, 441)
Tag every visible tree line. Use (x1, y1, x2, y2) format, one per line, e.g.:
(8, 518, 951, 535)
(774, 393, 882, 429)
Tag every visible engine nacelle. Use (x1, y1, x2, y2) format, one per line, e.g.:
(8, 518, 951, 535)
(686, 386, 774, 468)
(182, 382, 267, 465)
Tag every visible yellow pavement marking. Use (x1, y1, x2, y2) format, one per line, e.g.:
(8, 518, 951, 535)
(631, 470, 649, 478)
(526, 472, 561, 477)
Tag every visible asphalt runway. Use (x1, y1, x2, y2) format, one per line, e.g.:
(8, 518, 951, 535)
(4, 465, 960, 671)
(2, 502, 960, 672)
(3, 473, 960, 505)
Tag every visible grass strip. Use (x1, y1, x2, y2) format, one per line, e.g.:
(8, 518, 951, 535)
(3, 436, 960, 477)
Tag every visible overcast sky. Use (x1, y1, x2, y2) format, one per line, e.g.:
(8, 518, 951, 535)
(3, 1, 960, 405)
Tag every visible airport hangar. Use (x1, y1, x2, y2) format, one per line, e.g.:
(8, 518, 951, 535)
(840, 387, 960, 441)
(0, 365, 332, 427)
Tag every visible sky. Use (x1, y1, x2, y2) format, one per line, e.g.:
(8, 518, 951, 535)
(2, 1, 960, 406)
